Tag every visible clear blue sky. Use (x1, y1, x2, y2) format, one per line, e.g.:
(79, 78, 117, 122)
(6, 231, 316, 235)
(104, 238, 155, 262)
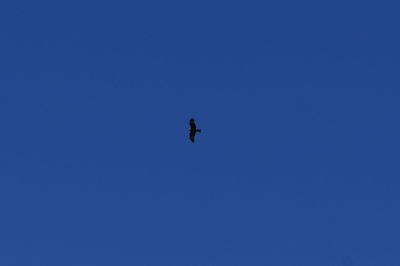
(1, 1, 399, 265)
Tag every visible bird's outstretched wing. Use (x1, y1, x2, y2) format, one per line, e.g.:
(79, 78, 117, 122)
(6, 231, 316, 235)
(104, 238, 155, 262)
(189, 131, 195, 142)
(190, 118, 196, 131)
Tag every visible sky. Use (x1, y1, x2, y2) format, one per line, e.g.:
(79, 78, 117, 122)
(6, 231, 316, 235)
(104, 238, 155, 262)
(0, 0, 399, 265)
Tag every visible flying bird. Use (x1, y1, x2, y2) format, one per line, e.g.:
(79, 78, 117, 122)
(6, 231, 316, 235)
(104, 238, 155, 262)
(189, 118, 201, 143)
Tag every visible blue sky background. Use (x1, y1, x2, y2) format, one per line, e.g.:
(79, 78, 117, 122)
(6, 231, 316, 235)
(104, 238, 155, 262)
(1, 1, 399, 265)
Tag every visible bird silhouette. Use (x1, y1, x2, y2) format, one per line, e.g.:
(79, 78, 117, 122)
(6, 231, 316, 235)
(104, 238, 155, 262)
(189, 118, 201, 143)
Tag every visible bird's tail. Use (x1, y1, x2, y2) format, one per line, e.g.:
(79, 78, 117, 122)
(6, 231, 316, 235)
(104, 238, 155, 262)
(197, 129, 201, 132)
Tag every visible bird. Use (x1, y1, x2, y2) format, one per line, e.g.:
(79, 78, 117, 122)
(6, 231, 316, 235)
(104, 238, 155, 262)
(189, 118, 201, 143)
